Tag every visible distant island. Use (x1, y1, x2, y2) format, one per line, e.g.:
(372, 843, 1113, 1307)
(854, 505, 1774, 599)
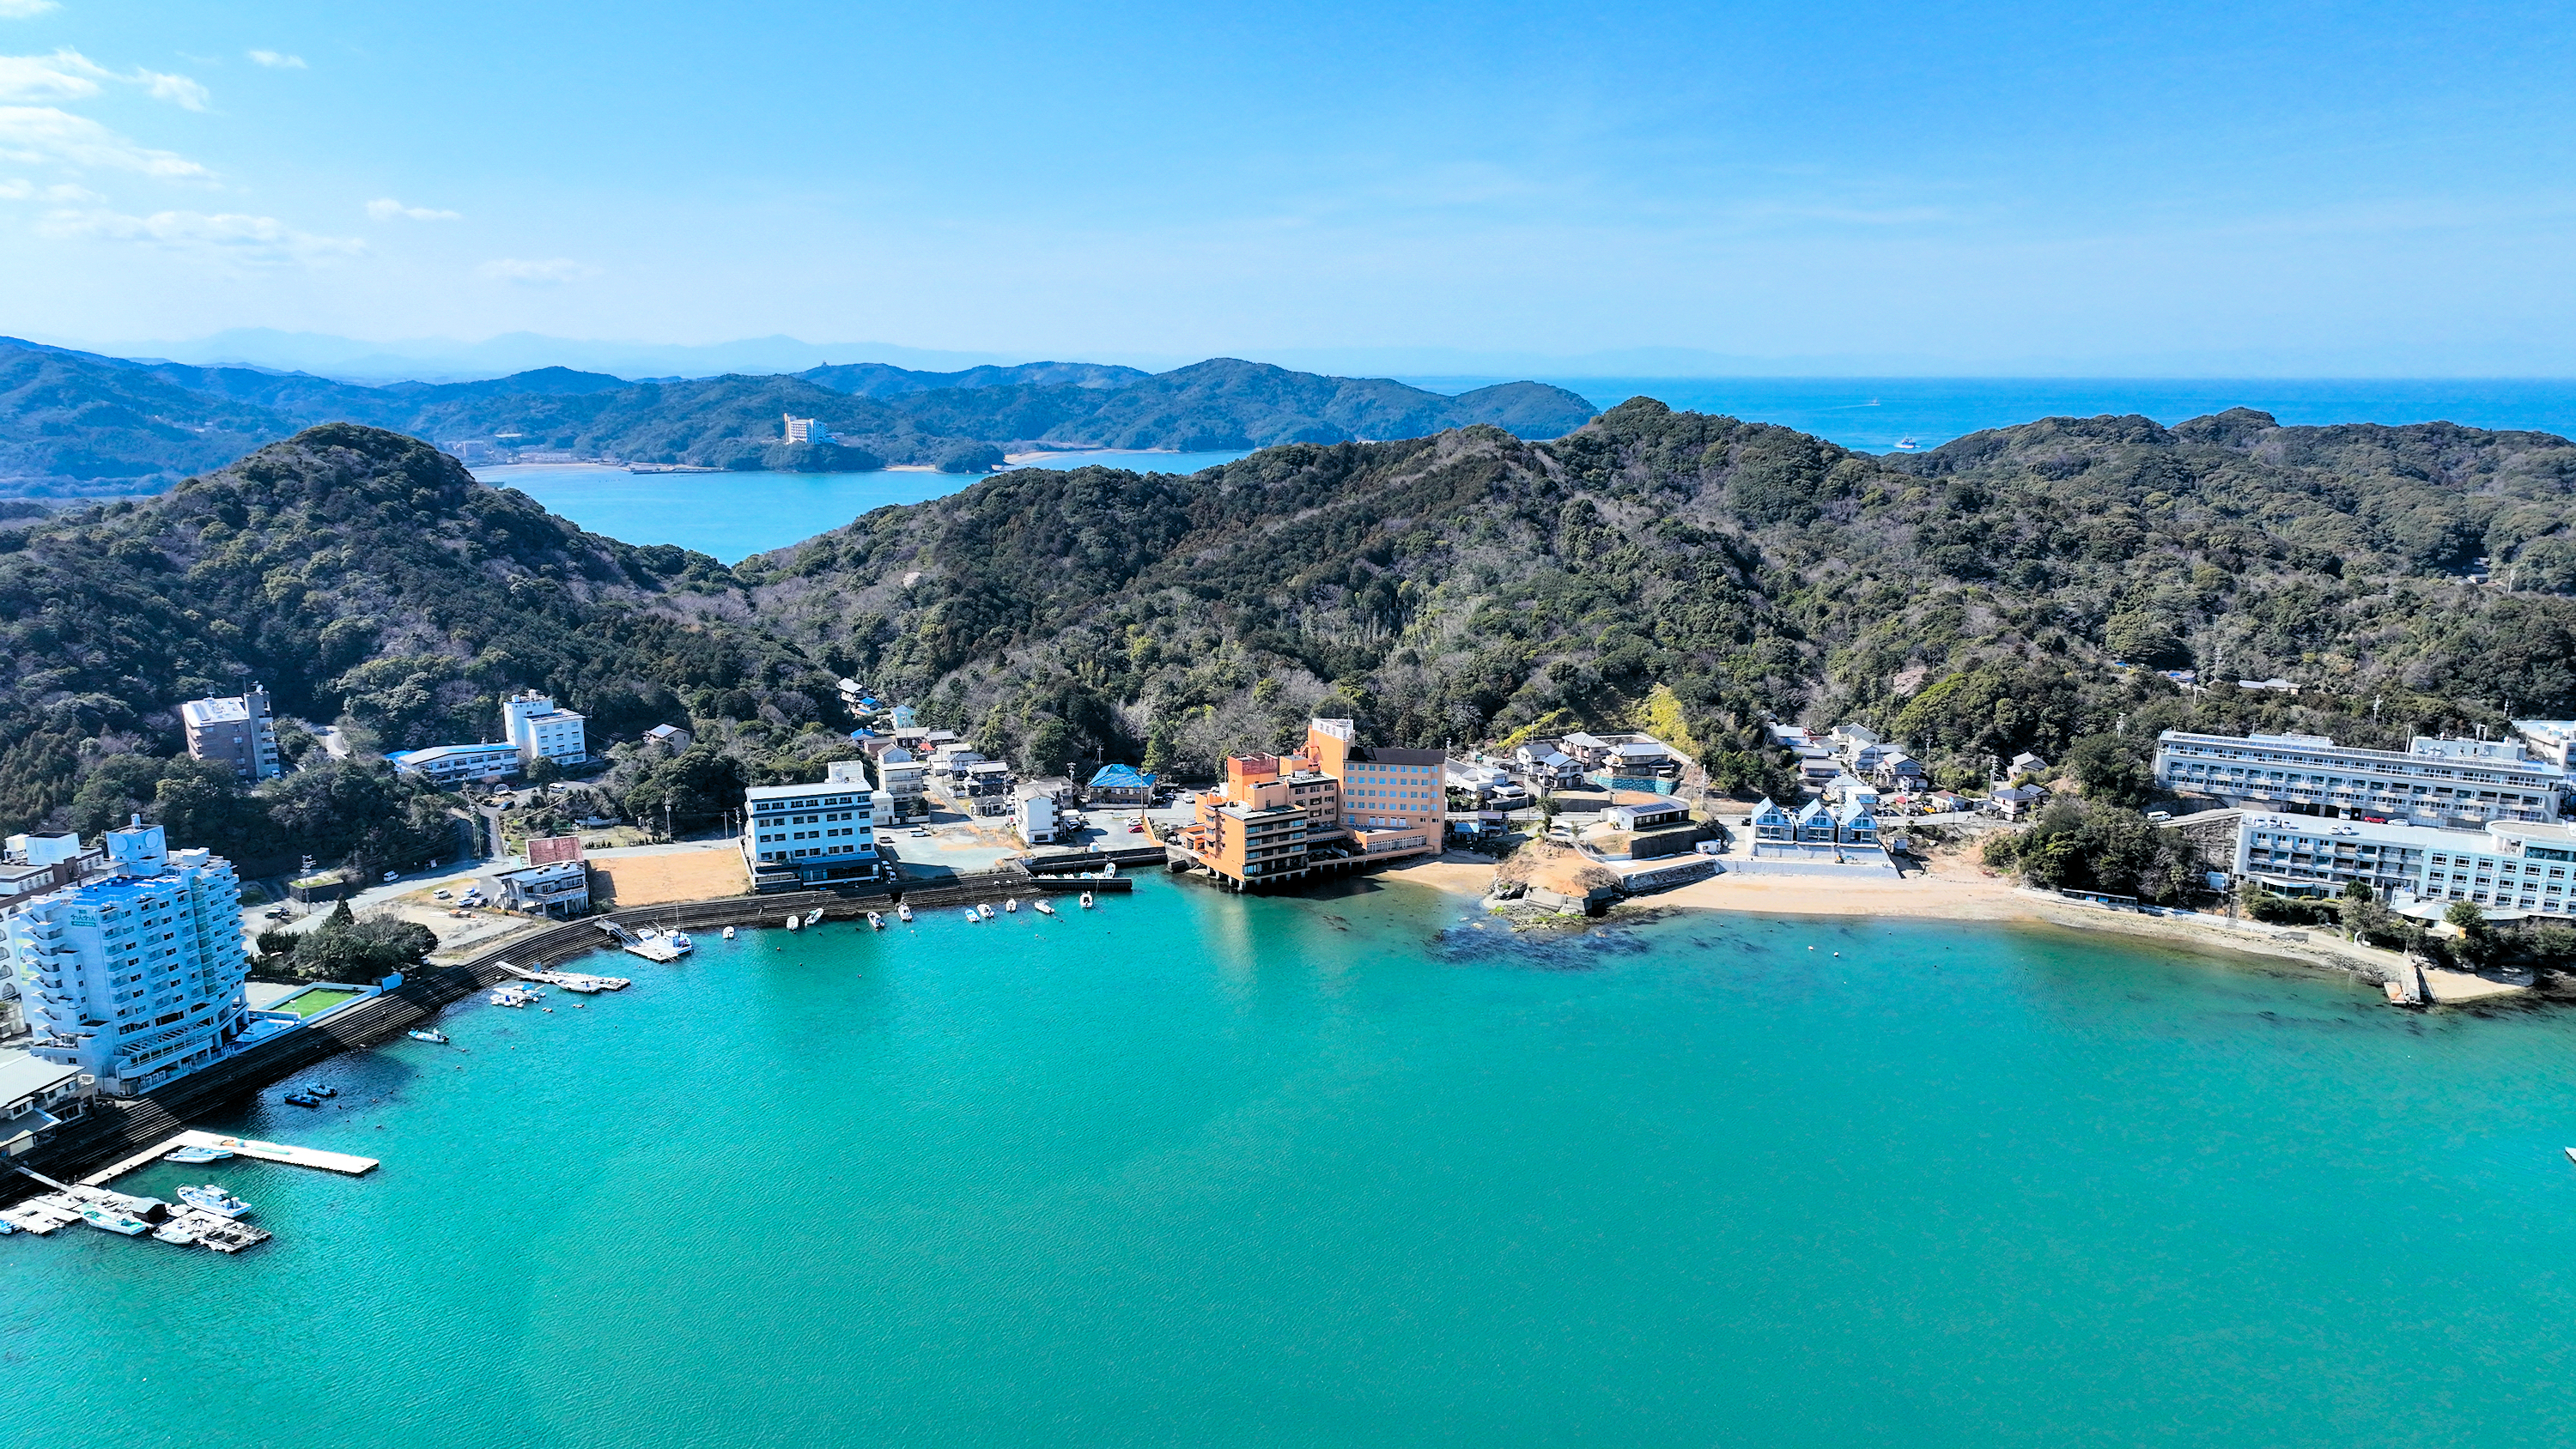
(0, 340, 1601, 496)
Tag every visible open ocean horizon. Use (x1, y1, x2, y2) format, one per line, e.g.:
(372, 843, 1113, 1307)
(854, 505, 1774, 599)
(480, 376, 2576, 561)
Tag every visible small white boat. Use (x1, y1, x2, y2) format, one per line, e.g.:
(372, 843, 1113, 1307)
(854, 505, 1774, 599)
(178, 1184, 251, 1219)
(668, 931, 694, 953)
(1004, 898, 1018, 913)
(977, 903, 996, 920)
(163, 1144, 233, 1164)
(805, 908, 824, 927)
(1103, 862, 1118, 877)
(489, 986, 532, 1008)
(637, 927, 662, 942)
(1034, 900, 1057, 916)
(407, 1028, 448, 1045)
(722, 925, 736, 940)
(77, 1204, 151, 1236)
(896, 903, 914, 923)
(867, 911, 884, 930)
(786, 914, 802, 931)
(152, 1217, 204, 1246)
(963, 909, 980, 924)
(1080, 893, 1095, 909)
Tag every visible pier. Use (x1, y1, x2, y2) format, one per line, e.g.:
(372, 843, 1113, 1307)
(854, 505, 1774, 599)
(81, 1130, 379, 1188)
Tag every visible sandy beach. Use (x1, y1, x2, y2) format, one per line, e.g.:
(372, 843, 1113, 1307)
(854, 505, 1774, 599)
(1376, 850, 2527, 1003)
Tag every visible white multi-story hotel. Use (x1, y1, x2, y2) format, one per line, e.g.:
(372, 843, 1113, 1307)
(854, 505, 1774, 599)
(386, 741, 522, 786)
(2232, 812, 2576, 919)
(502, 691, 587, 768)
(0, 820, 251, 1094)
(2154, 730, 2566, 826)
(742, 761, 884, 888)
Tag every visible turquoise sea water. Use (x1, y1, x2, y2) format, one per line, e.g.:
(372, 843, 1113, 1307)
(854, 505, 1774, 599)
(1406, 375, 2576, 457)
(475, 448, 1249, 563)
(10, 879, 2576, 1447)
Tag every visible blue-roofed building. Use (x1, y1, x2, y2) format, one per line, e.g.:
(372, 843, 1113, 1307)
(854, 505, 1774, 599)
(1087, 763, 1158, 804)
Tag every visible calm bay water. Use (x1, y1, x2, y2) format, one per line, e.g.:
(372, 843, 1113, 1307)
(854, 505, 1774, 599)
(9, 880, 2576, 1447)
(476, 448, 1249, 563)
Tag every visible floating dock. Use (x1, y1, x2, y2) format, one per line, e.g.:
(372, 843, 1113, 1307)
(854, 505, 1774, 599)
(82, 1130, 378, 1188)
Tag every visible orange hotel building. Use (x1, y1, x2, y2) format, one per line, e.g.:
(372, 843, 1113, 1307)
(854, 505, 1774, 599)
(1181, 718, 1446, 890)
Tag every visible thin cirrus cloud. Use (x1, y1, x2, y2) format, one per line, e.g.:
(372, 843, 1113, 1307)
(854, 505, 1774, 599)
(477, 257, 596, 284)
(0, 106, 210, 178)
(247, 50, 306, 70)
(0, 49, 209, 110)
(366, 197, 460, 221)
(39, 207, 365, 264)
(0, 1, 62, 18)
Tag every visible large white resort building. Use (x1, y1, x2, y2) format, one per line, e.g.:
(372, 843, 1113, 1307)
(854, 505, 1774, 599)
(2154, 730, 2567, 827)
(742, 761, 887, 889)
(2233, 814, 2576, 919)
(0, 821, 251, 1094)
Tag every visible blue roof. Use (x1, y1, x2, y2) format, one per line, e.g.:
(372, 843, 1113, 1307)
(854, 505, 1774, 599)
(1088, 764, 1157, 789)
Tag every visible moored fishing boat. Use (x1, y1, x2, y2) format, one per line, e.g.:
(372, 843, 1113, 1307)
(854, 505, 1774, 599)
(1080, 892, 1095, 909)
(722, 925, 736, 940)
(896, 903, 914, 922)
(867, 911, 884, 929)
(787, 914, 802, 931)
(977, 902, 996, 920)
(668, 931, 694, 953)
(162, 1144, 233, 1164)
(1034, 900, 1056, 916)
(79, 1204, 152, 1236)
(177, 1184, 251, 1219)
(805, 908, 824, 927)
(407, 1028, 449, 1044)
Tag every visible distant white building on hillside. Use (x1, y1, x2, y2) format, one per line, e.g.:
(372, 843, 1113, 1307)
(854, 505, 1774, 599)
(783, 414, 830, 445)
(502, 691, 586, 769)
(180, 686, 281, 781)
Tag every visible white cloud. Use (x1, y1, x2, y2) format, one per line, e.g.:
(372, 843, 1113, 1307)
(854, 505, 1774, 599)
(137, 70, 210, 111)
(0, 175, 99, 201)
(0, 1, 63, 19)
(477, 257, 596, 284)
(247, 51, 306, 70)
(0, 106, 210, 178)
(0, 50, 209, 109)
(40, 206, 366, 264)
(366, 197, 460, 221)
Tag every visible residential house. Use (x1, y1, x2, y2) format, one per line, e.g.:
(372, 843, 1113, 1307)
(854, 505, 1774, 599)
(641, 724, 693, 752)
(1607, 799, 1692, 833)
(1015, 786, 1060, 846)
(1990, 785, 2047, 821)
(1086, 763, 1158, 805)
(493, 856, 591, 918)
(1749, 797, 1796, 842)
(0, 1053, 88, 1157)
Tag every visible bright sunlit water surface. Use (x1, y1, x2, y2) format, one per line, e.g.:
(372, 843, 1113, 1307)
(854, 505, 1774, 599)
(11, 878, 2576, 1446)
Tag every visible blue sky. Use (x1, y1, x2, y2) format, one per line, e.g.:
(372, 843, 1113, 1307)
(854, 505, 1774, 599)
(3, 0, 2573, 374)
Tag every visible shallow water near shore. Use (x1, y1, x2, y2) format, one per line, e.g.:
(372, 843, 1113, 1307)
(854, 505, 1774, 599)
(10, 877, 2576, 1447)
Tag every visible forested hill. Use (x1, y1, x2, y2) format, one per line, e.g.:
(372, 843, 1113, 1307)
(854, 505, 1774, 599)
(0, 340, 1601, 495)
(743, 400, 2576, 789)
(5, 404, 2574, 852)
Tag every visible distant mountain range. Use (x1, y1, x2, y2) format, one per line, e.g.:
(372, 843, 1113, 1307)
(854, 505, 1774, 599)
(0, 338, 1604, 495)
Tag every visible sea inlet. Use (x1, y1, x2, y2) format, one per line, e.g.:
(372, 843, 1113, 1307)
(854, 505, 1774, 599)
(9, 875, 2575, 1447)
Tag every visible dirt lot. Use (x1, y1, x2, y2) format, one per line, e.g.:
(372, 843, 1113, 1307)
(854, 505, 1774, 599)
(589, 849, 750, 906)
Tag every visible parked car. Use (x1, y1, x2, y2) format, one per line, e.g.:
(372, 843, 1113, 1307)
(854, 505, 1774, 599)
(434, 888, 453, 900)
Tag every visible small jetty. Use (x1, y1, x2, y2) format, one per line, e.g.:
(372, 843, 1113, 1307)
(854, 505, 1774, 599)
(498, 961, 632, 993)
(82, 1131, 378, 1186)
(593, 922, 690, 963)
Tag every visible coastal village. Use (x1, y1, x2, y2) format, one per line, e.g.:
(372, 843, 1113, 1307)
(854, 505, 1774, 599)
(5, 658, 2575, 1234)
